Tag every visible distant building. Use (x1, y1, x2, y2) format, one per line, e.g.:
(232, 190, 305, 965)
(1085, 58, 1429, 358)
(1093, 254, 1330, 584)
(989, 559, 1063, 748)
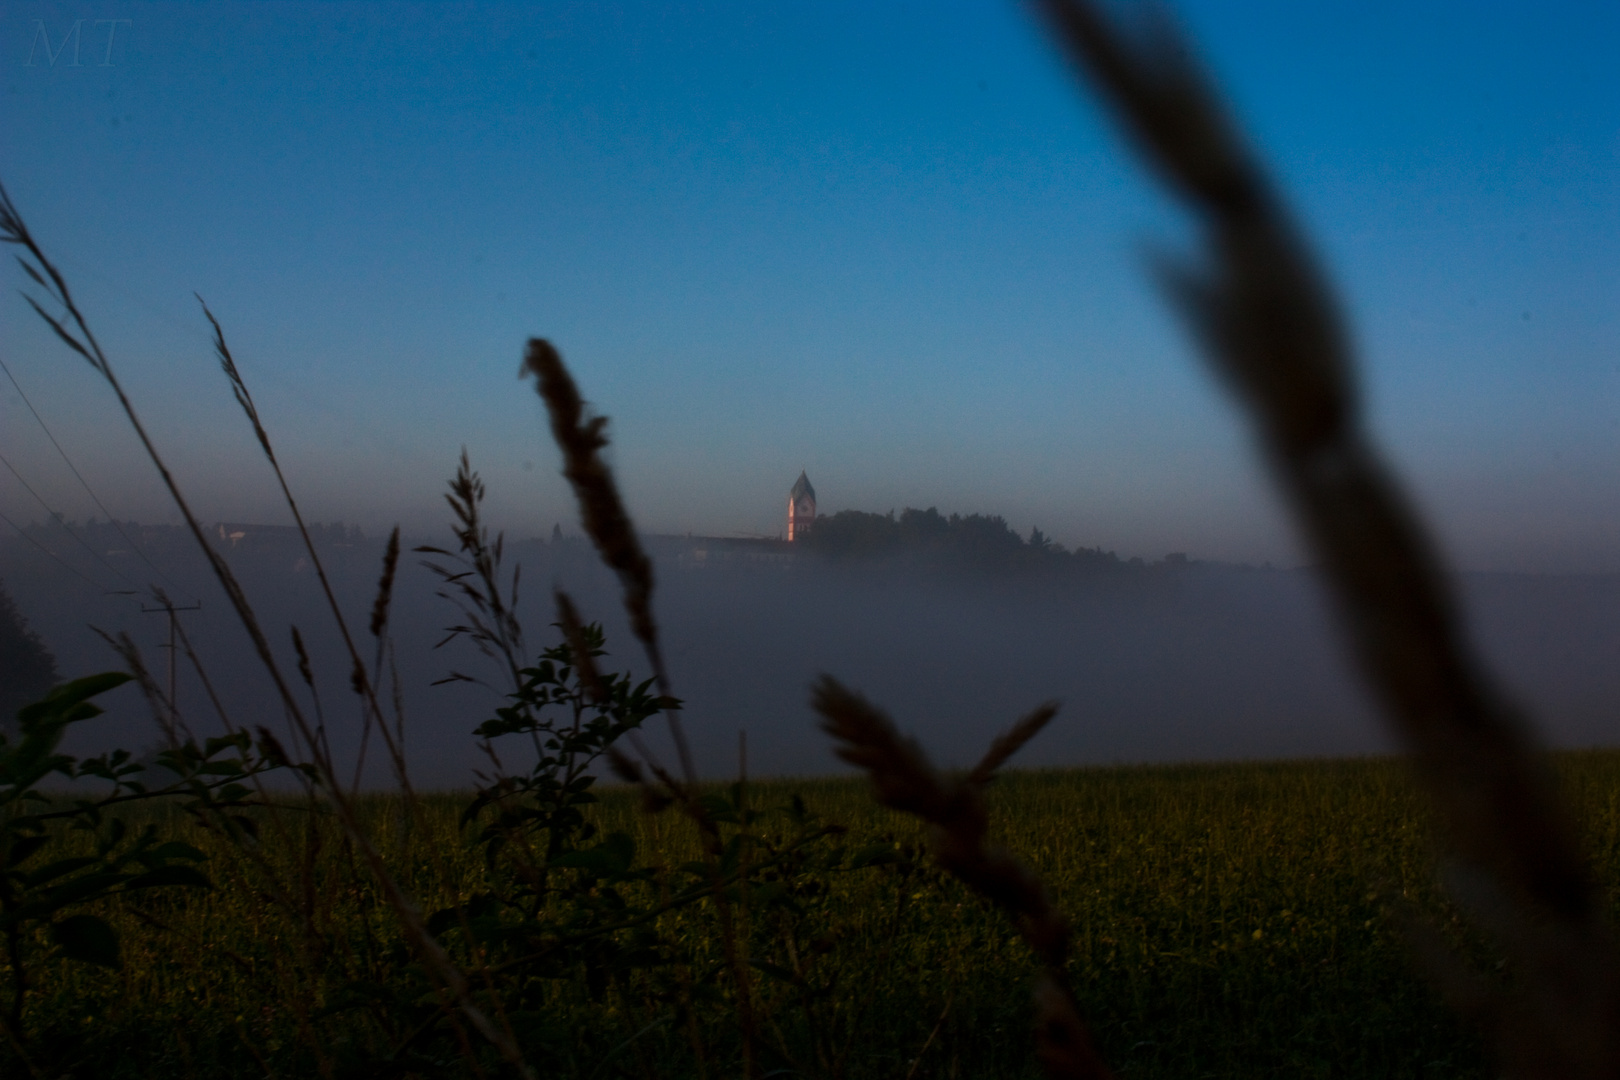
(654, 534, 793, 571)
(788, 471, 816, 542)
(215, 522, 306, 547)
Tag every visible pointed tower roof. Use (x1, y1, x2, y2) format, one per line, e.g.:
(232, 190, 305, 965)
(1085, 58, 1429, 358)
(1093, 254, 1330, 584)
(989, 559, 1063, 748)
(790, 471, 815, 501)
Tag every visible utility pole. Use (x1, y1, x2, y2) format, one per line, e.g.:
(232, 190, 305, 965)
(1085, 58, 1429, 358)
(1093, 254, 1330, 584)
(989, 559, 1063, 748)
(141, 598, 201, 719)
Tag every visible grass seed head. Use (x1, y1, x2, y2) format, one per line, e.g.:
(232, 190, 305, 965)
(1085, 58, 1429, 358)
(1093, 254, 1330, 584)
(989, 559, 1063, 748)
(523, 338, 660, 663)
(370, 526, 401, 639)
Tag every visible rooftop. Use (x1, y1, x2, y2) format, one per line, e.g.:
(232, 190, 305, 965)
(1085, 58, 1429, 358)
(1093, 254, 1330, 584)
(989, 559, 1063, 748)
(790, 471, 816, 502)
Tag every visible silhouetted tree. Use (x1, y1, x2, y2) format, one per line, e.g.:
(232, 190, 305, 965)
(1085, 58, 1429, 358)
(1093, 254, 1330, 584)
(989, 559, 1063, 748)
(805, 505, 1126, 573)
(0, 578, 58, 734)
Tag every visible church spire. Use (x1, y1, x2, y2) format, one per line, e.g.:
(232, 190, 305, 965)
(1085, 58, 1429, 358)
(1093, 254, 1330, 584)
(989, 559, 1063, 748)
(788, 471, 816, 541)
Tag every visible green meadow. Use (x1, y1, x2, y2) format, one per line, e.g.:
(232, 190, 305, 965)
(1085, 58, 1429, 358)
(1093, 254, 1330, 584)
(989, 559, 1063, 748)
(15, 751, 1620, 1079)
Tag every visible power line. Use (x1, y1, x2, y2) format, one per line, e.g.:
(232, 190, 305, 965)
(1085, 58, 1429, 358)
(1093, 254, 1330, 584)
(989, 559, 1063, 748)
(0, 352, 198, 601)
(0, 445, 138, 588)
(0, 506, 118, 592)
(36, 254, 412, 467)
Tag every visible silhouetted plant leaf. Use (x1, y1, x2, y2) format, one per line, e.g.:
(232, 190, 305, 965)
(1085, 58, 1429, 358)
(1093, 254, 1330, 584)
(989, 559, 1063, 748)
(24, 856, 100, 889)
(127, 865, 211, 891)
(847, 844, 902, 870)
(52, 913, 120, 969)
(4, 833, 49, 869)
(144, 841, 207, 863)
(16, 672, 131, 731)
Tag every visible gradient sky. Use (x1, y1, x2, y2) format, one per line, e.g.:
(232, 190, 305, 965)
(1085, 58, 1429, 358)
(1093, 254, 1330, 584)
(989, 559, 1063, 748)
(2, 1, 1616, 572)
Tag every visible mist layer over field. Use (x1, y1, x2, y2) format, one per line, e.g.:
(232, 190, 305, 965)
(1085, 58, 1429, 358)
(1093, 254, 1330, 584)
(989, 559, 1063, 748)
(6, 526, 1617, 787)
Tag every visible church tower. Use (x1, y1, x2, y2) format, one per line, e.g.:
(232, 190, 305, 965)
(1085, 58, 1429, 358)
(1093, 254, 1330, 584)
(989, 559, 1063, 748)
(788, 471, 816, 542)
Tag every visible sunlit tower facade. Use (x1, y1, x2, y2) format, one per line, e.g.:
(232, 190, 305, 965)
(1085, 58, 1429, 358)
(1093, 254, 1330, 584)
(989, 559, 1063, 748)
(788, 471, 816, 542)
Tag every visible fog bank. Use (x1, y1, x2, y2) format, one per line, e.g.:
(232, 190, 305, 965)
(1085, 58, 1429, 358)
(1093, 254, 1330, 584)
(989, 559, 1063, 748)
(5, 526, 1617, 787)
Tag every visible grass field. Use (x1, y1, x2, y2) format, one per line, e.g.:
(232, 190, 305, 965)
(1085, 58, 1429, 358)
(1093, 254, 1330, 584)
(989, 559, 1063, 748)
(12, 749, 1620, 1079)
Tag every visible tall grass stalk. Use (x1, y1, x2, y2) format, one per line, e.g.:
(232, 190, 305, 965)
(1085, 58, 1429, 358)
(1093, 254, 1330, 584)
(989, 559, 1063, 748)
(1, 183, 534, 1076)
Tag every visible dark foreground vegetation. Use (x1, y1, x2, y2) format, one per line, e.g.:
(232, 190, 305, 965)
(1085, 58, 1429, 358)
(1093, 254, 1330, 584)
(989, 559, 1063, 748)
(0, 581, 58, 735)
(14, 748, 1620, 1079)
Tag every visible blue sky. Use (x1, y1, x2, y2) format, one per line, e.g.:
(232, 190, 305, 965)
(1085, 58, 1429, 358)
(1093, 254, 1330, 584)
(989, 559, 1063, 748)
(1, 1, 1616, 571)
